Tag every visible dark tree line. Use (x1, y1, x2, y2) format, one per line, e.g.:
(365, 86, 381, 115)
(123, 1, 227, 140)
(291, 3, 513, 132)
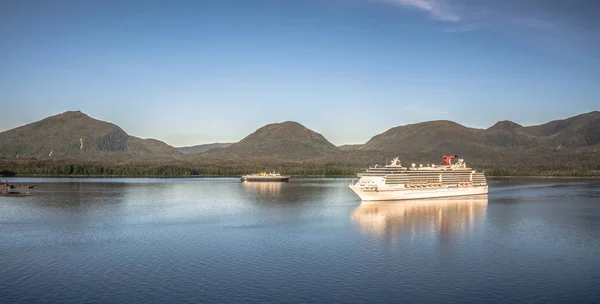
(1, 152, 598, 178)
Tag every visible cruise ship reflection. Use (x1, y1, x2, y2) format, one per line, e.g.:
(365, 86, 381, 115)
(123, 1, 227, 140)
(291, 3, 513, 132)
(350, 195, 488, 240)
(242, 182, 283, 197)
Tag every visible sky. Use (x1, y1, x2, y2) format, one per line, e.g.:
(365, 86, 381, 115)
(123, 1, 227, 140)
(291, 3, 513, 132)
(1, 0, 599, 146)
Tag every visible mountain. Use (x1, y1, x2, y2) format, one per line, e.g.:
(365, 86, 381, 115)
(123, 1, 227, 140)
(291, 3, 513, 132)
(338, 144, 362, 151)
(360, 111, 600, 160)
(361, 120, 484, 156)
(201, 121, 338, 160)
(521, 111, 600, 149)
(127, 137, 181, 157)
(481, 120, 523, 149)
(1, 110, 598, 170)
(177, 143, 233, 154)
(0, 111, 181, 159)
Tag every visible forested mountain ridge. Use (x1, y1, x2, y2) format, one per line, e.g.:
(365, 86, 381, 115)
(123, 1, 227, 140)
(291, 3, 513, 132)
(360, 111, 600, 157)
(0, 111, 181, 159)
(199, 121, 339, 160)
(0, 110, 598, 177)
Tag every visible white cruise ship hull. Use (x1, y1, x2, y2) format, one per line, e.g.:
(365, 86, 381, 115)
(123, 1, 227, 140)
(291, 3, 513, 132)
(349, 185, 488, 201)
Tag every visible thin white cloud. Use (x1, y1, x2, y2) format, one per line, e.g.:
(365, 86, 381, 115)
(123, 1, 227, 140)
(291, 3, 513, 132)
(374, 0, 565, 32)
(381, 0, 461, 22)
(367, 0, 599, 56)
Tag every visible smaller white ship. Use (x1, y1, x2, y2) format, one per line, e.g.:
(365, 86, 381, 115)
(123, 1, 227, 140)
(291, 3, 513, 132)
(349, 155, 488, 201)
(241, 171, 290, 182)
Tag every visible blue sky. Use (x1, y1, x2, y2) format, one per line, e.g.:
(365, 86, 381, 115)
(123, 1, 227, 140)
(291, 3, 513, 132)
(1, 0, 599, 146)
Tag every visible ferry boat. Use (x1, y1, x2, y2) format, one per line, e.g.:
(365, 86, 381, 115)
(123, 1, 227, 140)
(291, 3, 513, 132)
(349, 155, 487, 201)
(241, 172, 290, 182)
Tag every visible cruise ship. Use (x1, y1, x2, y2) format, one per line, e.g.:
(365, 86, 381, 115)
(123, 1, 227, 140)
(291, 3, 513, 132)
(349, 155, 487, 201)
(241, 172, 290, 182)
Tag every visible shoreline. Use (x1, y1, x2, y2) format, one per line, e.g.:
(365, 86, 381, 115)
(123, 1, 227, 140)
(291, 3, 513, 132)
(4, 174, 598, 179)
(3, 174, 357, 179)
(487, 175, 599, 179)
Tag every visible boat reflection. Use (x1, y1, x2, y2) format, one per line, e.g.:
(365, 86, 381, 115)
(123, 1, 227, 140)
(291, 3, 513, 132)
(350, 195, 488, 240)
(242, 182, 283, 197)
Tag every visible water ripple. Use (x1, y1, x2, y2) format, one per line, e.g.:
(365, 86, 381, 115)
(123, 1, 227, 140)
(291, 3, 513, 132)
(1, 178, 600, 303)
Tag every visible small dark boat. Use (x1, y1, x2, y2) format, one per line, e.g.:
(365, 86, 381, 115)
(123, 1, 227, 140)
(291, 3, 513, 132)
(1, 179, 35, 197)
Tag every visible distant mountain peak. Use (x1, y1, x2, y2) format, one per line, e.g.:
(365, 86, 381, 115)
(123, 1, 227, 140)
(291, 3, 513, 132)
(261, 120, 306, 130)
(56, 110, 88, 118)
(280, 120, 302, 125)
(361, 119, 476, 154)
(360, 112, 600, 155)
(204, 121, 338, 159)
(488, 120, 522, 131)
(62, 110, 84, 115)
(412, 119, 464, 126)
(177, 142, 233, 154)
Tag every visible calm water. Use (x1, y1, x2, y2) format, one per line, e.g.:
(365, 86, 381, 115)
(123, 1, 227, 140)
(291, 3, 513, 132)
(1, 177, 600, 303)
